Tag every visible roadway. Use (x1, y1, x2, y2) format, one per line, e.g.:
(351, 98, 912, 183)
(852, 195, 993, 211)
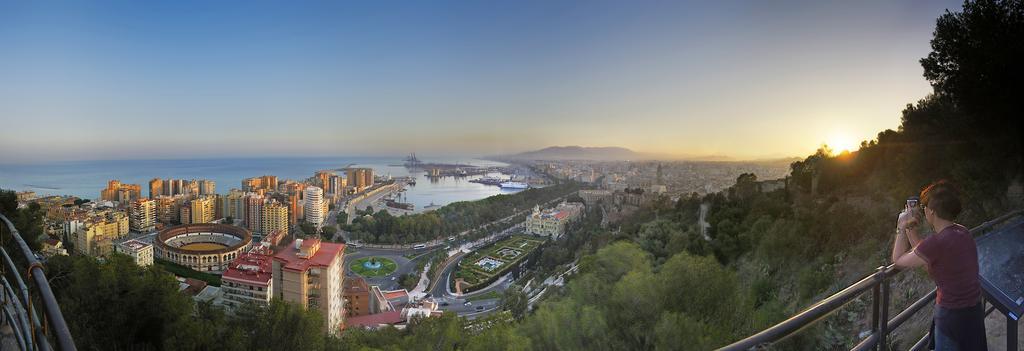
(427, 223, 528, 317)
(340, 193, 569, 317)
(417, 194, 567, 318)
(343, 182, 404, 225)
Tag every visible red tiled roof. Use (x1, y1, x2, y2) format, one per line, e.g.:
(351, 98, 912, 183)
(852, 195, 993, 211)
(182, 278, 207, 296)
(263, 229, 287, 246)
(222, 252, 273, 285)
(273, 240, 345, 272)
(382, 290, 408, 301)
(344, 276, 369, 294)
(344, 310, 404, 329)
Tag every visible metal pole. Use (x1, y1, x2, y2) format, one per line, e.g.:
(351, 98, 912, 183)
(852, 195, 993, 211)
(871, 267, 881, 351)
(1008, 315, 1018, 351)
(878, 266, 890, 351)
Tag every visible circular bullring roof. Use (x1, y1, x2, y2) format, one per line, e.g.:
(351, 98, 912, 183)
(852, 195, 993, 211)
(156, 223, 253, 255)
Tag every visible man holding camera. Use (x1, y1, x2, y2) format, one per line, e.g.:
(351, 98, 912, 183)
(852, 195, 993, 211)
(891, 180, 987, 350)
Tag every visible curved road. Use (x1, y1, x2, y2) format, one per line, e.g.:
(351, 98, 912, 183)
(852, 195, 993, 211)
(341, 193, 569, 318)
(427, 223, 531, 318)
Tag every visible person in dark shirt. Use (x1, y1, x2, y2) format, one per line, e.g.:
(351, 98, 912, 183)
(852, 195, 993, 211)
(891, 180, 987, 350)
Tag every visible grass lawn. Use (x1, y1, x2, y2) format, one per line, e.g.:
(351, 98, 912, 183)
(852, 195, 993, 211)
(455, 235, 544, 289)
(350, 257, 398, 277)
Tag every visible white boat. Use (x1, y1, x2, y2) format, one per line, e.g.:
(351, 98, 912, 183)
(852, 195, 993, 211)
(500, 181, 529, 189)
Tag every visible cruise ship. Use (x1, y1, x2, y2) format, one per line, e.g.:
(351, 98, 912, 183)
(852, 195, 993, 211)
(499, 181, 529, 189)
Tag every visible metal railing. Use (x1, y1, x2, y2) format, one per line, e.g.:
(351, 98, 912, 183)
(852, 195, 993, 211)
(0, 213, 76, 351)
(720, 209, 1024, 351)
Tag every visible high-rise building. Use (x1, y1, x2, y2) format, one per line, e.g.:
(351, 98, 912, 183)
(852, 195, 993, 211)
(116, 188, 136, 204)
(285, 183, 307, 225)
(149, 178, 214, 198)
(261, 200, 289, 236)
(185, 180, 200, 197)
(155, 195, 189, 224)
(222, 189, 248, 223)
(304, 186, 325, 227)
(316, 171, 333, 193)
(246, 195, 265, 233)
(183, 196, 216, 224)
(214, 194, 224, 220)
(129, 198, 157, 232)
(273, 239, 346, 334)
(101, 179, 120, 201)
(288, 193, 301, 225)
(73, 210, 130, 257)
(343, 168, 374, 190)
(362, 169, 374, 189)
(243, 175, 278, 194)
(149, 178, 163, 199)
(329, 175, 342, 198)
(199, 180, 216, 195)
(100, 180, 141, 203)
(180, 205, 192, 225)
(345, 169, 363, 190)
(222, 252, 274, 309)
(162, 179, 181, 196)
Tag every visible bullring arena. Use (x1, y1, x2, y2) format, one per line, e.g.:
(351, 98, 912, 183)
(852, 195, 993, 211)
(155, 223, 252, 272)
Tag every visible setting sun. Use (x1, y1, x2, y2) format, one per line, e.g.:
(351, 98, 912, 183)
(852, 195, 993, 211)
(826, 134, 858, 154)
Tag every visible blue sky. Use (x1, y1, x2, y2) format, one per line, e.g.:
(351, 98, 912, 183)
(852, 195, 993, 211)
(0, 0, 962, 162)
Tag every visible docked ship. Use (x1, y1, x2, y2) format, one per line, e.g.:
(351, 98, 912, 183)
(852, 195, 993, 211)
(499, 181, 529, 189)
(385, 199, 415, 211)
(470, 176, 506, 186)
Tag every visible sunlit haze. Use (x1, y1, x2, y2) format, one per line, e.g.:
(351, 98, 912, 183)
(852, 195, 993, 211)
(0, 1, 961, 163)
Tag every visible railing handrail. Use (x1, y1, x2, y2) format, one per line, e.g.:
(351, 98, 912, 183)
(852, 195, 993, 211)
(719, 209, 1024, 350)
(0, 213, 77, 351)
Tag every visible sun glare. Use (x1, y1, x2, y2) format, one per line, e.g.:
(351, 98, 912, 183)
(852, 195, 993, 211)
(826, 135, 857, 154)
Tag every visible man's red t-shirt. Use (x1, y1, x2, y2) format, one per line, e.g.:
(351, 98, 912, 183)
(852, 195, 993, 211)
(913, 224, 981, 308)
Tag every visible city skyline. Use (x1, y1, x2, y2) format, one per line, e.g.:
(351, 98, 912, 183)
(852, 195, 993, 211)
(0, 1, 961, 163)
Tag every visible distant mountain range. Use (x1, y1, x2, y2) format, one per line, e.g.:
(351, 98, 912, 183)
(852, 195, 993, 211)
(489, 145, 799, 163)
(494, 146, 640, 161)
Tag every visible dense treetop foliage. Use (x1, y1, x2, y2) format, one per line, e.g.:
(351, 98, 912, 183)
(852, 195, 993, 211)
(346, 182, 579, 244)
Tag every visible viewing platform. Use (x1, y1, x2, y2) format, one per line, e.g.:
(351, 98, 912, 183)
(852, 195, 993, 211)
(720, 210, 1024, 351)
(0, 213, 77, 350)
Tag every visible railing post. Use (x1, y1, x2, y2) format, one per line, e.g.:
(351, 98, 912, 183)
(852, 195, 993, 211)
(1007, 315, 1018, 351)
(878, 266, 890, 351)
(871, 269, 880, 346)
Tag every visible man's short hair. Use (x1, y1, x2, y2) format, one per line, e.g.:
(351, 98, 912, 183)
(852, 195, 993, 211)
(920, 180, 962, 221)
